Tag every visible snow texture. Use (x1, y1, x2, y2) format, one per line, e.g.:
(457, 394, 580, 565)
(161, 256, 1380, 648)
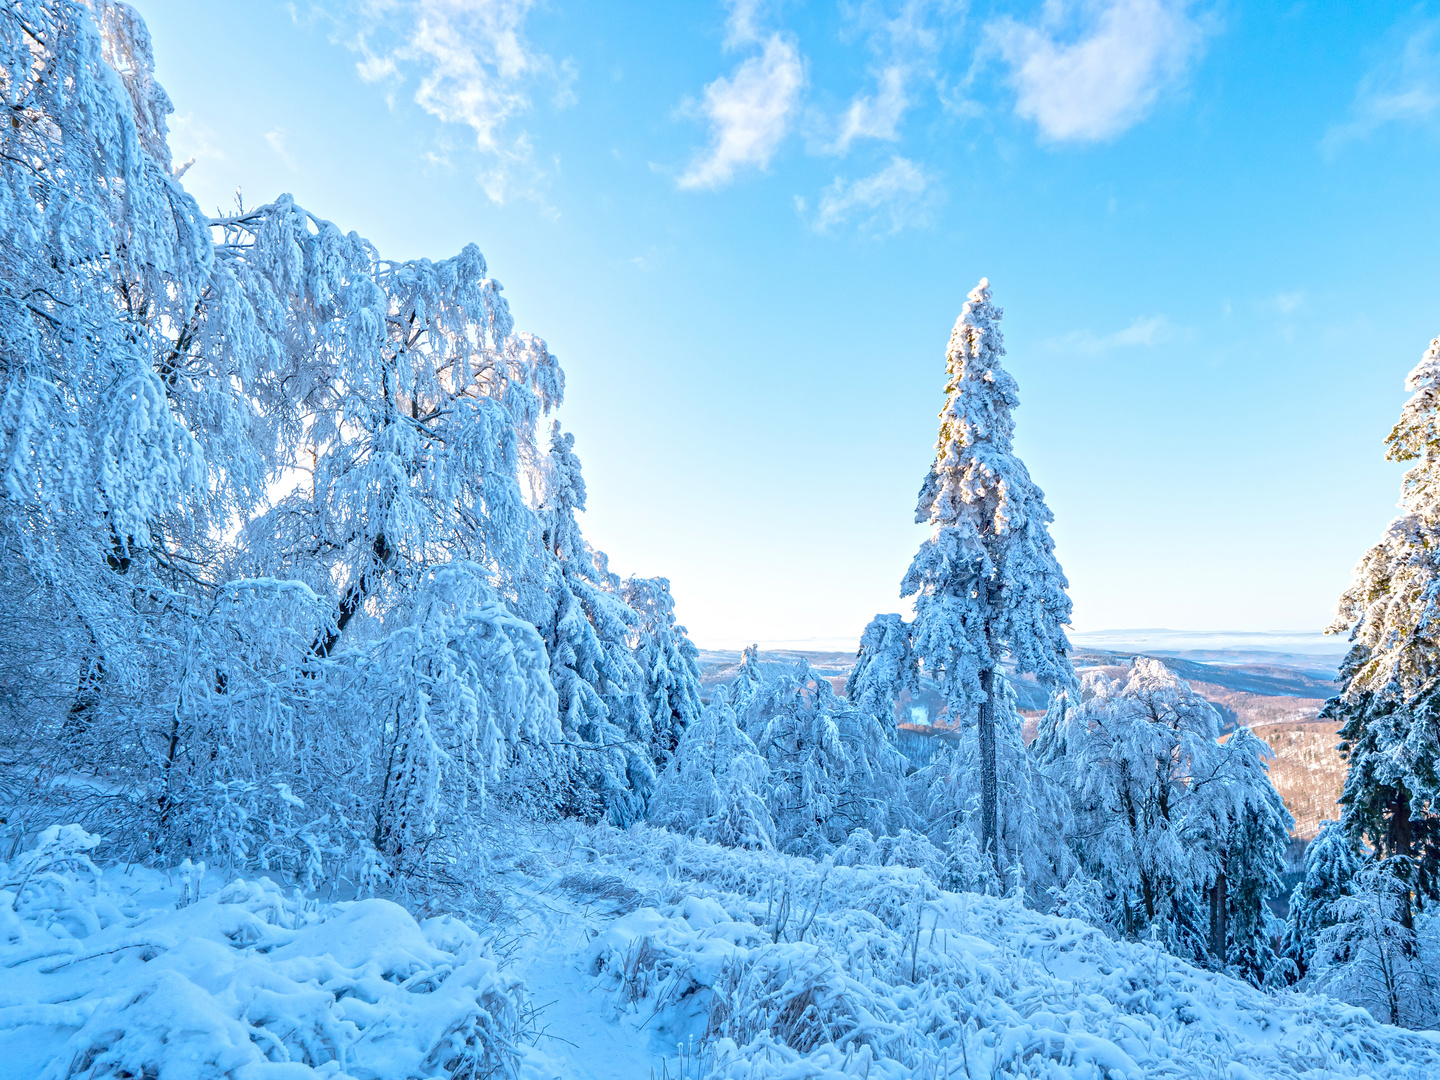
(6, 820, 1440, 1080)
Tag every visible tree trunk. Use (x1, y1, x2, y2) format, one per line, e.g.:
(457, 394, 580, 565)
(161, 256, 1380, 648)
(1209, 858, 1228, 967)
(1388, 785, 1415, 930)
(978, 664, 999, 881)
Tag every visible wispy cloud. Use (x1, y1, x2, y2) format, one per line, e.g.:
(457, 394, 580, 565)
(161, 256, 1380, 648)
(328, 0, 570, 204)
(988, 0, 1206, 143)
(265, 128, 296, 169)
(807, 156, 937, 234)
(1268, 290, 1307, 316)
(678, 2, 806, 190)
(1046, 315, 1180, 354)
(1322, 20, 1440, 154)
(829, 1, 960, 154)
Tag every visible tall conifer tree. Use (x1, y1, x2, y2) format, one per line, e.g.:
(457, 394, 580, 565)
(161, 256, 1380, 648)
(901, 279, 1074, 875)
(1327, 335, 1440, 909)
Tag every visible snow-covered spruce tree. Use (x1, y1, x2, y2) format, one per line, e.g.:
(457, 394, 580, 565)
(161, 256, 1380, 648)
(623, 574, 703, 765)
(648, 686, 775, 850)
(1313, 857, 1440, 1028)
(1044, 659, 1291, 978)
(1281, 819, 1369, 980)
(1213, 727, 1294, 984)
(730, 643, 767, 728)
(749, 661, 911, 855)
(1327, 334, 1440, 910)
(901, 278, 1075, 879)
(847, 613, 916, 730)
(533, 423, 655, 825)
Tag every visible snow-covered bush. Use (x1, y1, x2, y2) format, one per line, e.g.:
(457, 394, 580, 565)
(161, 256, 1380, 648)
(0, 828, 530, 1079)
(567, 816, 1440, 1080)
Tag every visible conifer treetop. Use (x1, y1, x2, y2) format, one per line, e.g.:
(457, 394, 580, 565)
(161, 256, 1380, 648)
(1388, 336, 1440, 518)
(902, 278, 1073, 693)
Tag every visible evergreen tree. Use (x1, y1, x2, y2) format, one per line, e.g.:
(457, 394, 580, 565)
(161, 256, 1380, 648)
(536, 423, 654, 825)
(1313, 858, 1439, 1028)
(1281, 820, 1368, 979)
(1327, 335, 1440, 909)
(900, 279, 1074, 877)
(730, 643, 767, 727)
(1212, 727, 1294, 984)
(1045, 659, 1290, 978)
(623, 575, 704, 765)
(648, 686, 774, 851)
(847, 613, 915, 729)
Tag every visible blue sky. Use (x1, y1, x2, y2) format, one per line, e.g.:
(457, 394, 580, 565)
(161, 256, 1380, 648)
(134, 0, 1440, 649)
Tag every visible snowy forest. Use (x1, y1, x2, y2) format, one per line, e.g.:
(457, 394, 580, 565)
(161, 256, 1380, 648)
(1, 3, 1439, 1078)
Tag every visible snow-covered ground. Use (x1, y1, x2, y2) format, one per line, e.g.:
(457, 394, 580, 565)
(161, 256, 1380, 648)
(3, 821, 1438, 1079)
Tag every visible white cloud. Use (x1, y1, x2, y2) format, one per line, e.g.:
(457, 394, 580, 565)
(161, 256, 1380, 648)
(1323, 21, 1440, 154)
(834, 63, 910, 151)
(1047, 315, 1179, 354)
(335, 0, 570, 204)
(830, 0, 960, 154)
(989, 0, 1206, 142)
(724, 0, 767, 48)
(678, 34, 806, 190)
(811, 156, 936, 234)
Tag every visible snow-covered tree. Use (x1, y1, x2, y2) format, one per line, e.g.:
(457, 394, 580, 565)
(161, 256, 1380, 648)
(1313, 858, 1439, 1028)
(534, 423, 655, 825)
(0, 0, 669, 894)
(900, 279, 1074, 877)
(623, 575, 703, 764)
(1044, 659, 1290, 976)
(730, 643, 766, 725)
(1282, 820, 1368, 980)
(1213, 727, 1294, 984)
(749, 661, 911, 855)
(648, 686, 774, 850)
(918, 674, 1071, 900)
(847, 613, 915, 729)
(1327, 334, 1440, 909)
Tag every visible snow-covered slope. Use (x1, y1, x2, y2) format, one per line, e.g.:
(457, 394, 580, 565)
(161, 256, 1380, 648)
(3, 822, 1438, 1079)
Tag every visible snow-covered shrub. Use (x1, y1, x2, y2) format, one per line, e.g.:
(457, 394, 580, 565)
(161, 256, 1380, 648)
(566, 814, 1440, 1080)
(0, 835, 530, 1079)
